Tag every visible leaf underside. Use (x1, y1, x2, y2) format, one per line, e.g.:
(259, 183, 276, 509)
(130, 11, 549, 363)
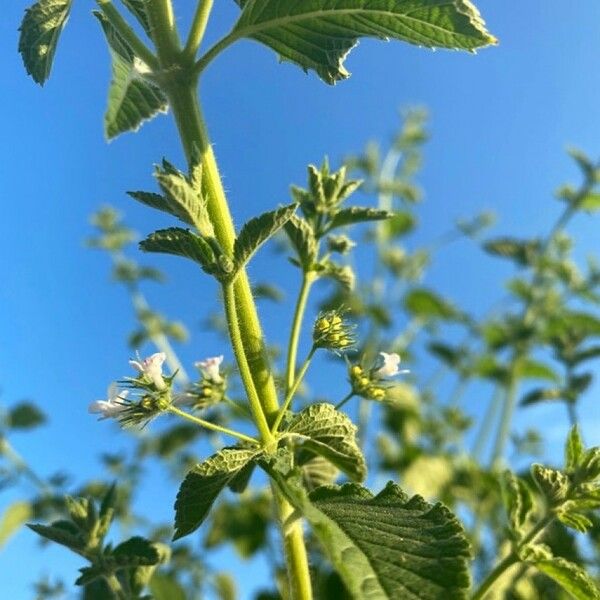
(233, 0, 497, 84)
(18, 0, 73, 85)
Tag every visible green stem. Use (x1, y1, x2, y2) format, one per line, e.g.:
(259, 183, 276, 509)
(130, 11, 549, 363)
(165, 83, 280, 423)
(147, 0, 181, 65)
(285, 272, 316, 394)
(104, 573, 126, 600)
(96, 0, 159, 70)
(472, 515, 553, 600)
(490, 375, 518, 468)
(194, 31, 239, 77)
(335, 391, 355, 410)
(222, 284, 273, 443)
(168, 405, 258, 445)
(472, 386, 502, 460)
(272, 347, 317, 434)
(183, 0, 214, 62)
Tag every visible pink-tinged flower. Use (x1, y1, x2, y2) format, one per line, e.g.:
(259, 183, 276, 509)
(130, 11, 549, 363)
(130, 352, 167, 390)
(195, 355, 224, 383)
(89, 384, 129, 419)
(372, 352, 409, 379)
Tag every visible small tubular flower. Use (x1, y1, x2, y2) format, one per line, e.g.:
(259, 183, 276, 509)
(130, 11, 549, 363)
(129, 352, 167, 390)
(349, 352, 409, 402)
(371, 352, 409, 379)
(88, 384, 129, 419)
(195, 355, 224, 384)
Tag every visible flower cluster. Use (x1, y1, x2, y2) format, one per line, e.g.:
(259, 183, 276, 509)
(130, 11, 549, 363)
(190, 355, 227, 409)
(89, 352, 173, 426)
(349, 352, 408, 401)
(312, 310, 355, 352)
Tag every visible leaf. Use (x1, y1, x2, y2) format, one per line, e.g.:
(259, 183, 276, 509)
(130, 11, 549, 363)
(565, 425, 584, 472)
(127, 191, 174, 217)
(531, 464, 569, 506)
(112, 536, 160, 568)
(327, 207, 392, 232)
(268, 471, 471, 600)
(214, 573, 237, 600)
(301, 455, 340, 491)
(7, 402, 46, 429)
(94, 11, 167, 139)
(149, 573, 187, 600)
(120, 0, 152, 36)
(520, 387, 563, 407)
(27, 519, 83, 550)
(153, 164, 214, 236)
(18, 0, 73, 85)
(286, 403, 366, 482)
(535, 557, 600, 600)
(173, 447, 262, 540)
(0, 502, 31, 548)
(140, 228, 216, 272)
(483, 237, 541, 266)
(579, 192, 600, 213)
(404, 288, 460, 321)
(501, 471, 534, 537)
(233, 204, 297, 273)
(383, 211, 416, 239)
(320, 261, 356, 291)
(284, 215, 317, 268)
(515, 359, 560, 383)
(232, 0, 496, 84)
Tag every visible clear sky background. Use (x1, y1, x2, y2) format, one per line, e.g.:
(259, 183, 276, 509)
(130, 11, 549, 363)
(2, 1, 600, 598)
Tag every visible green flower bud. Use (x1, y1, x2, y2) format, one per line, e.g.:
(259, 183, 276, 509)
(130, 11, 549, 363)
(312, 310, 355, 352)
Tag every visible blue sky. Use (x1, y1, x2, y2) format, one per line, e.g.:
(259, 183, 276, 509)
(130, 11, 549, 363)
(2, 1, 600, 597)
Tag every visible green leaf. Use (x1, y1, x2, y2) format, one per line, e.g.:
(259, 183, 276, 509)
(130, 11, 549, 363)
(140, 228, 216, 272)
(520, 387, 563, 407)
(383, 211, 416, 239)
(149, 573, 187, 600)
(501, 471, 534, 537)
(286, 403, 366, 482)
(112, 536, 160, 568)
(327, 207, 392, 232)
(565, 425, 585, 471)
(284, 215, 318, 269)
(128, 190, 174, 217)
(531, 464, 569, 506)
(214, 573, 237, 600)
(232, 0, 496, 85)
(233, 204, 297, 273)
(27, 519, 83, 550)
(94, 11, 167, 139)
(0, 502, 31, 548)
(153, 164, 214, 236)
(579, 193, 600, 213)
(269, 472, 471, 600)
(535, 557, 600, 600)
(7, 402, 46, 429)
(404, 288, 460, 321)
(515, 359, 560, 383)
(120, 0, 152, 36)
(319, 261, 356, 291)
(18, 0, 73, 85)
(483, 237, 541, 266)
(301, 455, 340, 491)
(173, 447, 262, 540)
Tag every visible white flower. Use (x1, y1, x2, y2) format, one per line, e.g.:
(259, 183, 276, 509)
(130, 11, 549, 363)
(89, 384, 129, 419)
(372, 352, 409, 379)
(130, 352, 167, 390)
(195, 355, 224, 383)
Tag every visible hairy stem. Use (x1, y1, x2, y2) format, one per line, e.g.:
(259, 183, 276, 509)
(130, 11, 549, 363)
(472, 515, 554, 600)
(168, 405, 258, 445)
(183, 0, 214, 62)
(273, 347, 317, 434)
(490, 374, 517, 468)
(285, 272, 316, 394)
(335, 391, 355, 410)
(223, 284, 273, 443)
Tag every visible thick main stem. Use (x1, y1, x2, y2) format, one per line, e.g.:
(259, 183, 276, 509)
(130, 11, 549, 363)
(166, 83, 280, 423)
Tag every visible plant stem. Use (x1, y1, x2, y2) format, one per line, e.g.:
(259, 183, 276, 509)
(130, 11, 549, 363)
(183, 0, 214, 62)
(146, 0, 181, 65)
(96, 0, 159, 70)
(472, 515, 553, 600)
(165, 83, 281, 423)
(472, 386, 502, 460)
(285, 272, 316, 394)
(222, 284, 273, 443)
(194, 31, 239, 76)
(490, 374, 517, 468)
(335, 391, 355, 410)
(272, 347, 317, 433)
(104, 573, 126, 600)
(168, 405, 258, 445)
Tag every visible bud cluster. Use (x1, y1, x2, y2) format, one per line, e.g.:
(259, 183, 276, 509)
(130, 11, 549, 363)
(312, 310, 355, 352)
(190, 355, 227, 410)
(348, 352, 409, 402)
